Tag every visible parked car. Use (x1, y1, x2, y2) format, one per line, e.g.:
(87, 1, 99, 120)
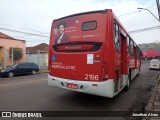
(150, 59, 160, 70)
(0, 62, 39, 78)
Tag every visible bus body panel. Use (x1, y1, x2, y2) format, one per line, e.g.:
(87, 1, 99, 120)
(48, 74, 115, 98)
(51, 12, 106, 43)
(104, 10, 115, 80)
(49, 11, 107, 82)
(48, 9, 142, 98)
(50, 50, 104, 81)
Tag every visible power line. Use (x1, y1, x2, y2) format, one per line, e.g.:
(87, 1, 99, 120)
(11, 35, 49, 42)
(125, 19, 156, 27)
(27, 40, 49, 42)
(129, 25, 160, 33)
(122, 14, 158, 24)
(117, 4, 156, 17)
(0, 23, 50, 34)
(118, 11, 140, 17)
(24, 37, 49, 42)
(124, 19, 158, 29)
(0, 28, 49, 38)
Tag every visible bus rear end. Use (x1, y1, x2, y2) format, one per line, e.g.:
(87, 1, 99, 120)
(48, 10, 115, 98)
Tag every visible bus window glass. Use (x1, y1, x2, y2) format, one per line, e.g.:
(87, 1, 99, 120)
(114, 22, 120, 51)
(127, 36, 130, 53)
(82, 21, 97, 31)
(130, 40, 134, 56)
(137, 48, 140, 59)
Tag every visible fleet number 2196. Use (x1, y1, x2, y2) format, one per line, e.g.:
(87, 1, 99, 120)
(85, 74, 99, 81)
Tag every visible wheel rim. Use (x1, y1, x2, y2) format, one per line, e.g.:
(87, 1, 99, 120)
(32, 70, 36, 75)
(8, 72, 13, 77)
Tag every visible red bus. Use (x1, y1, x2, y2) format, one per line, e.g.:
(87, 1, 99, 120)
(48, 9, 142, 98)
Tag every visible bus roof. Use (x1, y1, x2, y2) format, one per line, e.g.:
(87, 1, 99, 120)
(54, 9, 108, 21)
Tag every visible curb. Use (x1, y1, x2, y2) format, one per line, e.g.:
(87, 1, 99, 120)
(143, 74, 160, 120)
(38, 69, 48, 74)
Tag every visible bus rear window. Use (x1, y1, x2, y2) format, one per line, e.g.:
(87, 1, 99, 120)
(82, 21, 97, 31)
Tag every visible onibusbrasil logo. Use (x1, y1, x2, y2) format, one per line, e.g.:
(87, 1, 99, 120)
(1, 112, 42, 118)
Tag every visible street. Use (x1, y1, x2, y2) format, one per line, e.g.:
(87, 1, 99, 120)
(0, 62, 159, 120)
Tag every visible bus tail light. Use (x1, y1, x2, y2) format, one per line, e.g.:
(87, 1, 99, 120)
(57, 45, 94, 51)
(94, 54, 100, 60)
(52, 42, 103, 52)
(101, 61, 109, 81)
(59, 45, 81, 50)
(105, 74, 108, 79)
(103, 74, 108, 80)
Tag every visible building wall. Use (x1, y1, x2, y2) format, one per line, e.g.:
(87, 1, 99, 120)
(0, 38, 26, 66)
(0, 46, 4, 66)
(26, 53, 48, 69)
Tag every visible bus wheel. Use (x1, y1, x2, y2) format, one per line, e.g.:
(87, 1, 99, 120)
(124, 74, 130, 91)
(137, 67, 140, 76)
(139, 67, 141, 72)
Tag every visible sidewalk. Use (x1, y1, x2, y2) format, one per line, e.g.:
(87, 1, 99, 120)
(39, 69, 48, 74)
(143, 74, 160, 120)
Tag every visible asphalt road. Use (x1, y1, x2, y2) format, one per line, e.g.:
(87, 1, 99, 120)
(0, 62, 159, 120)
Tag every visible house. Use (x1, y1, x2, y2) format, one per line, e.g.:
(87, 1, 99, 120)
(26, 43, 48, 54)
(0, 32, 26, 68)
(26, 43, 48, 69)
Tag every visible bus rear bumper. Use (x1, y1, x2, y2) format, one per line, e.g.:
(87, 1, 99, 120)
(48, 74, 115, 98)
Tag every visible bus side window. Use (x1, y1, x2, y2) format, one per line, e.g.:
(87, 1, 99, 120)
(127, 36, 130, 54)
(137, 48, 140, 60)
(114, 22, 120, 51)
(130, 40, 134, 56)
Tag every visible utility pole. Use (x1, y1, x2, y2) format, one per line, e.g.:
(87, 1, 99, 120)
(4, 47, 6, 68)
(156, 0, 160, 20)
(37, 50, 40, 68)
(11, 48, 14, 65)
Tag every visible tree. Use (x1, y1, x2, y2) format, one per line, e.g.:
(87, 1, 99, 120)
(10, 48, 23, 62)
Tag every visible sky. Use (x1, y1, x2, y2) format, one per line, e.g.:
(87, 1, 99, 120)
(0, 0, 160, 47)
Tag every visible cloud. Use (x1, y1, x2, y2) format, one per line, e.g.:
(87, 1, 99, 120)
(0, 0, 159, 46)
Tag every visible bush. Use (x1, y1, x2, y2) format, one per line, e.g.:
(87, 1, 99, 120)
(10, 48, 23, 61)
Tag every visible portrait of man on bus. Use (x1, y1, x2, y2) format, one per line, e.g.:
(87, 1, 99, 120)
(54, 21, 70, 44)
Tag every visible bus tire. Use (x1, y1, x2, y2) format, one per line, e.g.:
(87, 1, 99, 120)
(124, 73, 131, 91)
(139, 67, 141, 72)
(137, 67, 140, 76)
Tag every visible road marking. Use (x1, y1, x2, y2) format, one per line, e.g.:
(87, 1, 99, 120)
(0, 79, 45, 87)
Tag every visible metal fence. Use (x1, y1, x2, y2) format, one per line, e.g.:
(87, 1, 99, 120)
(0, 48, 48, 70)
(26, 50, 48, 69)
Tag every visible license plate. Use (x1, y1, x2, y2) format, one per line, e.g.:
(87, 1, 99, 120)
(153, 65, 157, 66)
(67, 83, 78, 89)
